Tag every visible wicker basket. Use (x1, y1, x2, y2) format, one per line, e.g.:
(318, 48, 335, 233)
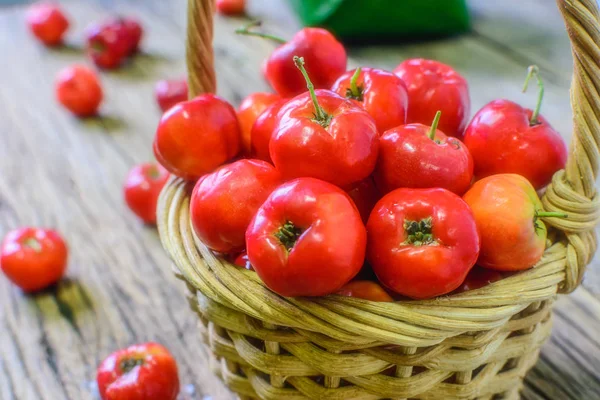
(157, 1, 600, 399)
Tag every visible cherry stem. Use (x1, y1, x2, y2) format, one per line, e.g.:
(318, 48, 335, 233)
(235, 21, 286, 44)
(147, 165, 161, 180)
(349, 67, 362, 98)
(119, 358, 144, 374)
(522, 65, 544, 126)
(536, 211, 568, 219)
(293, 56, 330, 125)
(274, 221, 303, 251)
(428, 111, 442, 140)
(23, 237, 42, 252)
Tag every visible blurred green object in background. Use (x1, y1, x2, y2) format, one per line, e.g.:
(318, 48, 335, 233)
(287, 0, 471, 41)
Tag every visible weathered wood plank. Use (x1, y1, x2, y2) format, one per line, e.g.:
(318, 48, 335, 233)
(0, 1, 598, 400)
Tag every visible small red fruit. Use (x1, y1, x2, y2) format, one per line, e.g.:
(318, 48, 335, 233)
(270, 57, 378, 187)
(153, 94, 241, 180)
(394, 58, 470, 138)
(237, 23, 347, 97)
(55, 65, 103, 117)
(1, 228, 68, 292)
(463, 174, 566, 271)
(373, 111, 474, 195)
(233, 251, 253, 270)
(332, 67, 408, 133)
(367, 188, 480, 299)
(345, 177, 381, 224)
(26, 2, 69, 46)
(246, 177, 366, 297)
(216, 0, 246, 15)
(97, 342, 179, 400)
(455, 267, 504, 293)
(85, 22, 130, 69)
(124, 163, 169, 224)
(237, 92, 280, 154)
(462, 66, 567, 190)
(336, 281, 393, 302)
(120, 17, 143, 54)
(191, 159, 281, 253)
(155, 79, 188, 113)
(250, 99, 286, 163)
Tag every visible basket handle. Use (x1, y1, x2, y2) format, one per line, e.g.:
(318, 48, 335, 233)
(184, 0, 600, 293)
(186, 0, 216, 96)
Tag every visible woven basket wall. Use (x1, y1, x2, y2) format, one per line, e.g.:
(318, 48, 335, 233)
(157, 0, 600, 398)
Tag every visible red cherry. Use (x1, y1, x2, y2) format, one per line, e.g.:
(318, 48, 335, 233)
(85, 22, 130, 69)
(55, 65, 103, 117)
(155, 79, 188, 113)
(216, 0, 245, 15)
(124, 163, 170, 224)
(26, 2, 69, 46)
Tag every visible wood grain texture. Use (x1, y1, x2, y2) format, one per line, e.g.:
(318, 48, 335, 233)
(0, 1, 598, 399)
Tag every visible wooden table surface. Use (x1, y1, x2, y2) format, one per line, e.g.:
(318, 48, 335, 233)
(1, 1, 599, 399)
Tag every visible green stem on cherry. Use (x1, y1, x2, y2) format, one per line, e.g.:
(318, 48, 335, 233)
(347, 67, 363, 101)
(235, 21, 286, 44)
(293, 56, 332, 127)
(22, 237, 42, 252)
(274, 221, 303, 251)
(147, 165, 161, 180)
(119, 358, 145, 374)
(536, 211, 568, 219)
(522, 65, 544, 126)
(428, 111, 442, 140)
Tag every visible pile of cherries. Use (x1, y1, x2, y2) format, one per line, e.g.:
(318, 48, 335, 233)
(152, 24, 567, 301)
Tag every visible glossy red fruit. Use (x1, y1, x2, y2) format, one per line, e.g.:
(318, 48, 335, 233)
(120, 17, 143, 54)
(250, 100, 286, 163)
(394, 58, 470, 138)
(55, 65, 103, 117)
(367, 188, 480, 299)
(216, 0, 246, 15)
(455, 267, 504, 293)
(463, 67, 567, 190)
(239, 25, 347, 97)
(336, 281, 393, 302)
(237, 92, 280, 154)
(270, 57, 378, 187)
(85, 22, 130, 69)
(1, 228, 68, 292)
(463, 174, 565, 271)
(246, 178, 366, 297)
(154, 79, 188, 113)
(26, 2, 69, 46)
(374, 112, 474, 195)
(153, 94, 241, 180)
(97, 342, 179, 400)
(345, 177, 380, 224)
(124, 163, 169, 224)
(191, 159, 281, 253)
(332, 67, 408, 133)
(233, 251, 253, 270)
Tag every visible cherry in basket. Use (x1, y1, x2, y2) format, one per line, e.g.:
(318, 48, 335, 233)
(463, 174, 567, 271)
(26, 1, 69, 47)
(237, 22, 347, 97)
(332, 67, 408, 133)
(367, 188, 480, 299)
(462, 66, 567, 190)
(374, 111, 473, 195)
(153, 94, 240, 179)
(190, 159, 281, 254)
(336, 280, 393, 302)
(250, 99, 287, 163)
(1, 227, 68, 292)
(97, 342, 179, 400)
(55, 65, 103, 117)
(237, 92, 281, 154)
(394, 58, 470, 138)
(269, 56, 378, 187)
(246, 177, 366, 297)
